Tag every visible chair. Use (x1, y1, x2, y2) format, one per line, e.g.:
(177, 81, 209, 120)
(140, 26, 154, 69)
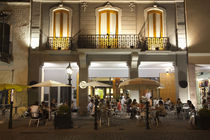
(28, 112, 40, 127)
(99, 109, 110, 127)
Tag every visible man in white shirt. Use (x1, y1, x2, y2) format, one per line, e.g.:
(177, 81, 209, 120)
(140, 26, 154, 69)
(30, 101, 40, 118)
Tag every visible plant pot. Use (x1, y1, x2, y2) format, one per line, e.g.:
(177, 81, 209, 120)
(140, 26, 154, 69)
(54, 114, 73, 129)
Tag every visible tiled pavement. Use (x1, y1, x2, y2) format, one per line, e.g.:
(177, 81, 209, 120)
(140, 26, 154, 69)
(0, 115, 210, 140)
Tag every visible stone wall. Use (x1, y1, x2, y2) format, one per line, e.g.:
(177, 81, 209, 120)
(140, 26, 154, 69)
(0, 3, 30, 107)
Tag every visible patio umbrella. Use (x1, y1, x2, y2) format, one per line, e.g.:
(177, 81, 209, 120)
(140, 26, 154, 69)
(29, 80, 70, 88)
(119, 78, 160, 90)
(29, 80, 71, 119)
(86, 81, 112, 88)
(0, 83, 27, 92)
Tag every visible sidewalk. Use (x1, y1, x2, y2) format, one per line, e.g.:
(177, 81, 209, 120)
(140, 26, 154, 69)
(0, 116, 210, 140)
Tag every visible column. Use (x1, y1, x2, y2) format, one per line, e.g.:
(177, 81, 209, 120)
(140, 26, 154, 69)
(78, 53, 89, 116)
(129, 52, 139, 79)
(188, 64, 198, 107)
(28, 52, 43, 105)
(128, 52, 140, 102)
(174, 53, 189, 103)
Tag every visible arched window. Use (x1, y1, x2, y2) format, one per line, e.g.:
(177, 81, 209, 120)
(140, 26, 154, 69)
(49, 5, 72, 50)
(99, 10, 118, 35)
(147, 10, 163, 37)
(144, 7, 167, 50)
(96, 3, 122, 35)
(53, 9, 70, 38)
(95, 3, 122, 48)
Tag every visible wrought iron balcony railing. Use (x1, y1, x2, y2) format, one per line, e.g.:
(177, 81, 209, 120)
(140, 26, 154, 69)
(47, 37, 72, 50)
(78, 34, 140, 49)
(46, 36, 172, 51)
(143, 37, 170, 51)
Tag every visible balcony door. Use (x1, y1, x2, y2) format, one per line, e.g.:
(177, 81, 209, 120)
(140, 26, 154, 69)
(146, 9, 166, 50)
(99, 10, 118, 35)
(99, 10, 118, 48)
(147, 10, 163, 38)
(50, 8, 71, 50)
(53, 9, 70, 38)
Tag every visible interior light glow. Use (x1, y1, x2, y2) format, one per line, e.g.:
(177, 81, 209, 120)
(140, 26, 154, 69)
(31, 37, 39, 49)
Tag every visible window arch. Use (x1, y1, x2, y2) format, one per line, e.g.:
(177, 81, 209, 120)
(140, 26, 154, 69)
(144, 7, 166, 38)
(49, 5, 72, 50)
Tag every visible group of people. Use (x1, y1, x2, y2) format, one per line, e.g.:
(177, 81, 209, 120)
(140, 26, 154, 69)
(87, 95, 169, 123)
(87, 94, 199, 125)
(28, 99, 61, 121)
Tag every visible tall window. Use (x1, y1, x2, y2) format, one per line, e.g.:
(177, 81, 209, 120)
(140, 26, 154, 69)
(53, 9, 70, 38)
(50, 6, 72, 50)
(99, 10, 118, 35)
(147, 10, 164, 38)
(96, 4, 121, 48)
(145, 7, 166, 50)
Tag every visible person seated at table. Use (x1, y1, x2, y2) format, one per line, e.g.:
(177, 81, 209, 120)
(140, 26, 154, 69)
(155, 100, 167, 122)
(187, 100, 195, 111)
(40, 101, 49, 120)
(50, 98, 57, 112)
(130, 99, 139, 119)
(30, 101, 41, 118)
(165, 98, 171, 110)
(138, 100, 146, 119)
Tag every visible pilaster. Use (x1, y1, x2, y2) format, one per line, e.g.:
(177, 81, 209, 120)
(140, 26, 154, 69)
(78, 53, 89, 116)
(174, 53, 189, 103)
(188, 64, 197, 107)
(129, 52, 139, 79)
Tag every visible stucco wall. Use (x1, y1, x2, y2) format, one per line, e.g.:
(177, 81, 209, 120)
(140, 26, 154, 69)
(0, 3, 29, 107)
(186, 0, 210, 53)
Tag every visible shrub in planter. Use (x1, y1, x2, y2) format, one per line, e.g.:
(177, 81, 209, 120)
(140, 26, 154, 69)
(196, 108, 210, 130)
(54, 105, 73, 129)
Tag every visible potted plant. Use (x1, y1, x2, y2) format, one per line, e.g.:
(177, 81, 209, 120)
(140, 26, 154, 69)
(196, 108, 210, 130)
(54, 105, 73, 129)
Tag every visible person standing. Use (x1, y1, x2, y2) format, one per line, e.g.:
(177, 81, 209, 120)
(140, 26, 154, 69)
(176, 98, 182, 119)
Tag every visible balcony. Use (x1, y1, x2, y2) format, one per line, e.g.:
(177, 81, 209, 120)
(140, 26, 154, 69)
(46, 36, 174, 51)
(47, 37, 72, 50)
(144, 37, 170, 51)
(78, 34, 140, 49)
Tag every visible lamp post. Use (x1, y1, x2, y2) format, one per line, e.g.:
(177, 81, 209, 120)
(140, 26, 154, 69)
(8, 89, 14, 129)
(66, 62, 73, 128)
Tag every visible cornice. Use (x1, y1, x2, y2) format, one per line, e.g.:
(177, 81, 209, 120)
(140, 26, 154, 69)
(32, 0, 184, 3)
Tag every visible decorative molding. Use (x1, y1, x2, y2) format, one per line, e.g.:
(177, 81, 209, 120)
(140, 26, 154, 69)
(0, 10, 11, 20)
(81, 2, 88, 12)
(105, 1, 112, 8)
(129, 2, 135, 12)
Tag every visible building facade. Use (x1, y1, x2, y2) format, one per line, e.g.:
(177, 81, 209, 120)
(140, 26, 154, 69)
(0, 0, 192, 115)
(0, 1, 29, 107)
(186, 0, 210, 108)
